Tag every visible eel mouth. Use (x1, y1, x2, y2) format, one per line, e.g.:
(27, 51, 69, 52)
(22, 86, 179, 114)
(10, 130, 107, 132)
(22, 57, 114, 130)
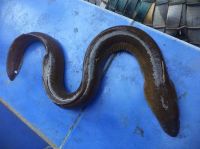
(162, 117, 180, 137)
(7, 66, 18, 81)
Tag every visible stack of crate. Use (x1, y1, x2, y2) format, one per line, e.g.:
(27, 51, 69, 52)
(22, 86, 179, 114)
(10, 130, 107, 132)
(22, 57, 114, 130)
(152, 0, 200, 46)
(85, 0, 200, 46)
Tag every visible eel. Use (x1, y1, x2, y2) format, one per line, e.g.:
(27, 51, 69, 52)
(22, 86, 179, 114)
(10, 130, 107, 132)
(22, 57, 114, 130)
(6, 26, 179, 137)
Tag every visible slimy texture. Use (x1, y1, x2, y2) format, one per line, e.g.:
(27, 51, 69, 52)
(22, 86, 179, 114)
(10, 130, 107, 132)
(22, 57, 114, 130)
(7, 26, 179, 137)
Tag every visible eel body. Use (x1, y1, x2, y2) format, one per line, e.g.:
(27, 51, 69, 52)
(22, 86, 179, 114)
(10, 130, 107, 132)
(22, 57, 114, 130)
(7, 26, 179, 137)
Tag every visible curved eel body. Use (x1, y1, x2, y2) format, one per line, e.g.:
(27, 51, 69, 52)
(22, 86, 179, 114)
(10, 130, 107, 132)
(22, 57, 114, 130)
(7, 26, 179, 137)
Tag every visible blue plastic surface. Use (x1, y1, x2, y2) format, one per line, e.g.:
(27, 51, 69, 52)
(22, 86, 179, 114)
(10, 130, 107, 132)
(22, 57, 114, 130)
(0, 0, 200, 149)
(0, 103, 49, 149)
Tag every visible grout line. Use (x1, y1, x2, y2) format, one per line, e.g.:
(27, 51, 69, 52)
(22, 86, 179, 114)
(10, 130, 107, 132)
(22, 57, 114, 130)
(0, 98, 58, 149)
(43, 145, 54, 149)
(59, 108, 84, 149)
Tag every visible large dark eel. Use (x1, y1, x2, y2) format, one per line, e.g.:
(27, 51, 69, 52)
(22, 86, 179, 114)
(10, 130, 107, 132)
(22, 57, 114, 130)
(7, 26, 179, 137)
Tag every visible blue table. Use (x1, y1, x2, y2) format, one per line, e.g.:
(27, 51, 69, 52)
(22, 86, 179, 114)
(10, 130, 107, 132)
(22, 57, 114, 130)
(0, 0, 200, 148)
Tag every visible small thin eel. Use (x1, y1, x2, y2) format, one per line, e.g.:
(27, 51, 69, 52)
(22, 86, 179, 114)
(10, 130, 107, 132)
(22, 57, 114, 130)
(7, 26, 179, 137)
